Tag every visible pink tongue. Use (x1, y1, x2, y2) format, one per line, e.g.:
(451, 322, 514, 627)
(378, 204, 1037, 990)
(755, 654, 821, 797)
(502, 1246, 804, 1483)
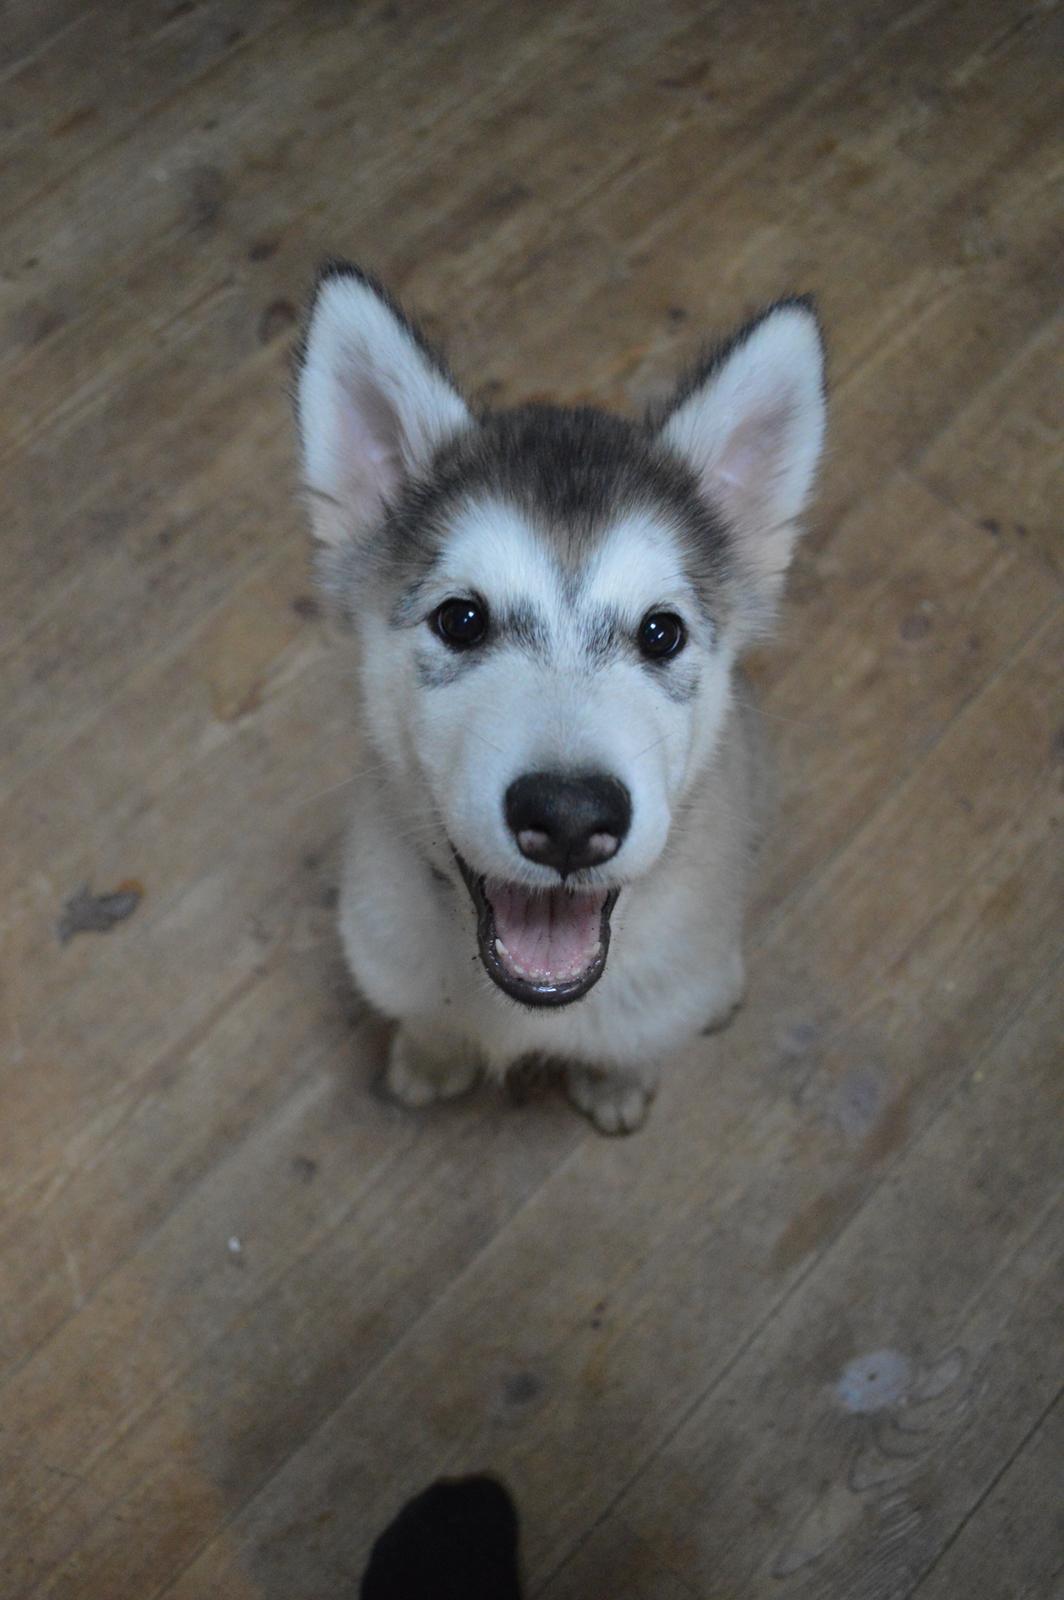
(488, 882, 607, 984)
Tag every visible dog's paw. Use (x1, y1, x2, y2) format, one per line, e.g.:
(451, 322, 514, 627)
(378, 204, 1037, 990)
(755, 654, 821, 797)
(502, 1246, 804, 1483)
(701, 993, 744, 1036)
(566, 1066, 652, 1136)
(384, 1032, 480, 1109)
(700, 952, 746, 1036)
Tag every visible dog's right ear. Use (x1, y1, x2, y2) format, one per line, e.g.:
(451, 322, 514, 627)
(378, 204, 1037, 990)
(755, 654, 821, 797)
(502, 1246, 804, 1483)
(295, 264, 471, 549)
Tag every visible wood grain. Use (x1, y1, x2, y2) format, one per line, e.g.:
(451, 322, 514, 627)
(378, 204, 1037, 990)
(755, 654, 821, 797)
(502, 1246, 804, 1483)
(2, 1, 1061, 1597)
(910, 1391, 1064, 1600)
(542, 961, 1064, 1597)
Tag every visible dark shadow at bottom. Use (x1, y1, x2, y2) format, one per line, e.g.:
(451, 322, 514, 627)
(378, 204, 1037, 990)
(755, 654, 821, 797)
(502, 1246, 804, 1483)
(360, 1475, 523, 1599)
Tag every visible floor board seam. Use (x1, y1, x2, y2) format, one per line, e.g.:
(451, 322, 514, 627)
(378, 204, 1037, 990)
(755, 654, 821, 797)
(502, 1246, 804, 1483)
(532, 949, 1064, 1594)
(902, 1383, 1064, 1598)
(756, 596, 1064, 944)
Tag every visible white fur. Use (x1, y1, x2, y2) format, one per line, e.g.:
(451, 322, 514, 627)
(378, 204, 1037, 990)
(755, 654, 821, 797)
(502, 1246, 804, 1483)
(428, 499, 563, 634)
(297, 273, 470, 547)
(583, 510, 695, 618)
(358, 498, 718, 895)
(297, 281, 824, 1133)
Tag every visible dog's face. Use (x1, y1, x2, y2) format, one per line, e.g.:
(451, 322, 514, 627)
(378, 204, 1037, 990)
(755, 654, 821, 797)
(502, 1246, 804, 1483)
(297, 268, 824, 1006)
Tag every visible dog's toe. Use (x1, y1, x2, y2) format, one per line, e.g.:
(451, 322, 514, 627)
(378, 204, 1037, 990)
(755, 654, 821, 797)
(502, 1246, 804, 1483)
(566, 1066, 651, 1136)
(701, 993, 744, 1036)
(700, 952, 746, 1036)
(385, 1034, 480, 1108)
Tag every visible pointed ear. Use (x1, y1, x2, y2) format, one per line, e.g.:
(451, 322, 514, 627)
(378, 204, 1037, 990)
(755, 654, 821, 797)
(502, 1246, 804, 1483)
(295, 264, 471, 548)
(659, 299, 826, 619)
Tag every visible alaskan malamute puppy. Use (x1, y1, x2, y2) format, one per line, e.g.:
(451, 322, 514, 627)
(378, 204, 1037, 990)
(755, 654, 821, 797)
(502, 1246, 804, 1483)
(296, 265, 825, 1133)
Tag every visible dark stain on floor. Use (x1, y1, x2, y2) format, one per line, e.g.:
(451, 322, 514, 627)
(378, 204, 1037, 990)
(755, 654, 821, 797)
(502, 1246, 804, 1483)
(57, 881, 143, 945)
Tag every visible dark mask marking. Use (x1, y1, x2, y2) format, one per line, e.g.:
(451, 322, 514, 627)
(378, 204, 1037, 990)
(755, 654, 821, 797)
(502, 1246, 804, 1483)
(643, 658, 701, 704)
(414, 647, 489, 690)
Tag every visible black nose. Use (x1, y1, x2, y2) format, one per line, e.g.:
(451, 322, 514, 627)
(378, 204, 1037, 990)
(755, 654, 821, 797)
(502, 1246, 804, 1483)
(505, 771, 631, 877)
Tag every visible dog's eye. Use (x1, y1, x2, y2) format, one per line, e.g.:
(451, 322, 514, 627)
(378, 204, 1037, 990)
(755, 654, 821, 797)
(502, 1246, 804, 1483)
(638, 611, 686, 660)
(433, 597, 488, 649)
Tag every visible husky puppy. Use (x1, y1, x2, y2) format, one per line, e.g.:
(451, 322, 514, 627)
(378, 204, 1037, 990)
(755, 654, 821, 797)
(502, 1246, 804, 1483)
(295, 265, 825, 1134)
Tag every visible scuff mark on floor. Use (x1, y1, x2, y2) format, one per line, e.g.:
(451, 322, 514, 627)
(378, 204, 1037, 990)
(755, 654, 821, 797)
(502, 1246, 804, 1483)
(56, 881, 143, 944)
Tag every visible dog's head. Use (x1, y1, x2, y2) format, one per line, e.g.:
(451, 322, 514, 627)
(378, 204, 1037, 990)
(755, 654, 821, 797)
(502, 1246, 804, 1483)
(296, 266, 824, 1007)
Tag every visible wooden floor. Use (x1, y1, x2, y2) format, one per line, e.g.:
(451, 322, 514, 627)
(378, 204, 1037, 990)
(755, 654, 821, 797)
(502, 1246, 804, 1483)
(2, 1, 1062, 1595)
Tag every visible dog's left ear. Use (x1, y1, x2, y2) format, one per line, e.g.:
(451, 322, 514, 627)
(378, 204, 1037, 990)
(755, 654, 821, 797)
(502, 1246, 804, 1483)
(295, 263, 471, 550)
(659, 299, 825, 622)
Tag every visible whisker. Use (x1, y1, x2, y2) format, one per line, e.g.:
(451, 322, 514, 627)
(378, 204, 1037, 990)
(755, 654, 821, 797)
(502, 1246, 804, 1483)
(632, 731, 671, 761)
(469, 727, 507, 757)
(295, 773, 361, 807)
(292, 754, 394, 809)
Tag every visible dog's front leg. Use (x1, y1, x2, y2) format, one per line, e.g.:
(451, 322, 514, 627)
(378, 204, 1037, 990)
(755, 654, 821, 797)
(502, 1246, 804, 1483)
(565, 1060, 659, 1137)
(385, 1022, 483, 1109)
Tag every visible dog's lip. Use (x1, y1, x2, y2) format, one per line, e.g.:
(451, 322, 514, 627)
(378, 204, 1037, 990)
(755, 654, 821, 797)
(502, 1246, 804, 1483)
(454, 852, 619, 1008)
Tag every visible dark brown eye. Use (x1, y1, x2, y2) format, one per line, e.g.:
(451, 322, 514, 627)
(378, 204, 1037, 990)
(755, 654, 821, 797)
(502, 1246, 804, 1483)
(433, 597, 488, 649)
(638, 611, 686, 660)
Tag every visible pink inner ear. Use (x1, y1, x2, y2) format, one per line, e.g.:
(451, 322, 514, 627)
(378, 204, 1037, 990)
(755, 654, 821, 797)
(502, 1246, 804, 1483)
(716, 418, 760, 492)
(716, 397, 793, 494)
(333, 375, 402, 513)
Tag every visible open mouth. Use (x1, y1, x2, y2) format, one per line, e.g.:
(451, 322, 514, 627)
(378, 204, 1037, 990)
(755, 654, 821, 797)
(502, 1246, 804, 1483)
(456, 856, 619, 1007)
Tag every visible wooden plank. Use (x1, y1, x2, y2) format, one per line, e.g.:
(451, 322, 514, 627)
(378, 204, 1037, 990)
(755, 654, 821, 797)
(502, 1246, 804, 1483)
(914, 312, 1064, 576)
(0, 366, 303, 784)
(0, 1, 292, 218)
(0, 0, 713, 766)
(499, 0, 1062, 429)
(0, 610, 353, 1229)
(0, 957, 340, 1373)
(1, 0, 1045, 513)
(0, 0, 108, 77)
(0, 0, 682, 421)
(745, 472, 1062, 917)
(0, 1033, 585, 1597)
(908, 1392, 1064, 1600)
(58, 610, 1057, 1600)
(542, 963, 1064, 1598)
